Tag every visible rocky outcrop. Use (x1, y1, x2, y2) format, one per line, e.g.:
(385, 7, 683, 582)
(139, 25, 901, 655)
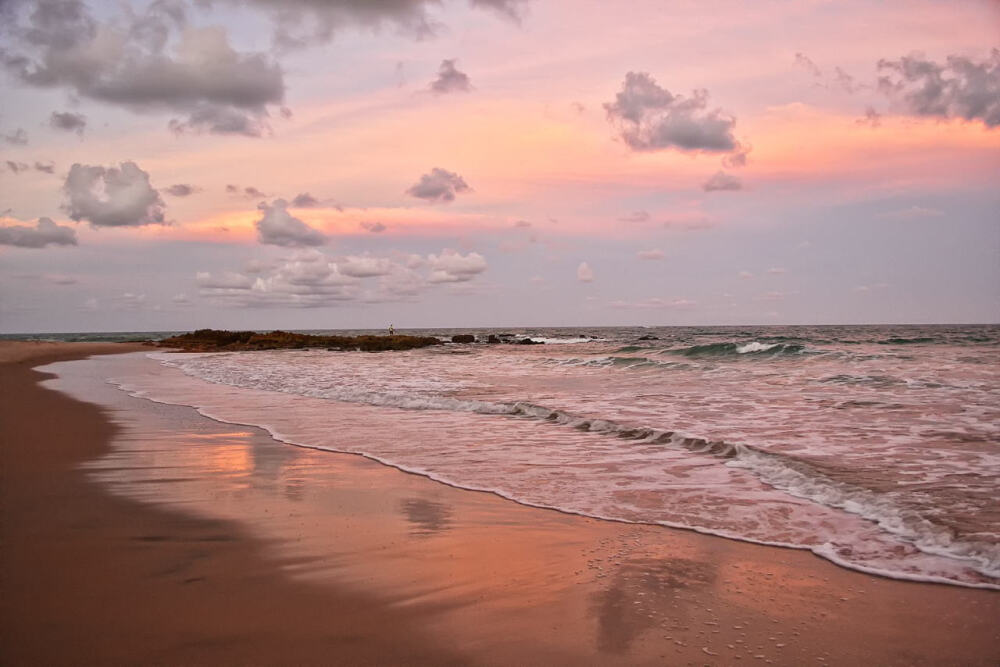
(451, 334, 476, 344)
(159, 329, 442, 353)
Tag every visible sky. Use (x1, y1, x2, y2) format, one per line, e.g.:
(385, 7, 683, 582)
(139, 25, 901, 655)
(1, 0, 998, 332)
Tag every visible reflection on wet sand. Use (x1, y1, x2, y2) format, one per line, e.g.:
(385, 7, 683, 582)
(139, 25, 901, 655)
(400, 498, 453, 536)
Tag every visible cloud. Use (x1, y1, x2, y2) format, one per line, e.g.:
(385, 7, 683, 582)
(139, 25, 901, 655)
(360, 221, 387, 233)
(255, 199, 326, 247)
(0, 216, 77, 248)
(234, 0, 527, 49)
(794, 52, 822, 77)
(738, 270, 754, 279)
(3, 128, 28, 145)
(49, 110, 86, 134)
(636, 249, 664, 260)
(1, 2, 285, 136)
(577, 261, 593, 282)
(291, 192, 320, 207)
(227, 184, 268, 199)
(702, 170, 742, 192)
(427, 249, 488, 282)
(430, 59, 471, 94)
(63, 161, 166, 227)
(619, 210, 650, 222)
(877, 50, 1000, 127)
(470, 0, 528, 22)
(165, 183, 200, 197)
(171, 293, 192, 305)
(339, 254, 395, 277)
(766, 267, 787, 275)
(513, 219, 531, 227)
(34, 161, 56, 174)
(857, 106, 882, 128)
(196, 247, 486, 307)
(6, 160, 29, 174)
(406, 167, 470, 203)
(605, 72, 745, 157)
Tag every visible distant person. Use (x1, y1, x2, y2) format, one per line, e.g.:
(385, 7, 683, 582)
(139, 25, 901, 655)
(388, 324, 395, 335)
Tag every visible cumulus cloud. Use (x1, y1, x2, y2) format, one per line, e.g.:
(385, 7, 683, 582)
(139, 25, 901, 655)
(63, 161, 166, 227)
(427, 249, 488, 282)
(6, 160, 29, 174)
(605, 72, 746, 159)
(49, 110, 86, 134)
(0, 216, 77, 248)
(636, 249, 664, 260)
(34, 161, 56, 174)
(857, 106, 882, 128)
(430, 59, 471, 94)
(702, 170, 742, 192)
(196, 247, 487, 307)
(339, 254, 395, 277)
(405, 167, 470, 203)
(165, 183, 200, 197)
(577, 261, 593, 282)
(1, 2, 285, 136)
(877, 50, 1000, 127)
(3, 128, 28, 145)
(360, 221, 387, 233)
(470, 0, 528, 22)
(255, 199, 326, 247)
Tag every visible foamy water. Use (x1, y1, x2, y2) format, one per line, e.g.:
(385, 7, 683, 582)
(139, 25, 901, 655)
(101, 325, 999, 588)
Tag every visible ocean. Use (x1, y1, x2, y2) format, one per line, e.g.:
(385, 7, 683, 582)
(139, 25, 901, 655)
(43, 324, 1000, 588)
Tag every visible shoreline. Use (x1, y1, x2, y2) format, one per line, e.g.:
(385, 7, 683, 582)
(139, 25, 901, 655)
(2, 341, 998, 665)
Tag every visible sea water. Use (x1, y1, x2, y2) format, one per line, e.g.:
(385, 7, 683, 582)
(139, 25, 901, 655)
(84, 324, 1000, 588)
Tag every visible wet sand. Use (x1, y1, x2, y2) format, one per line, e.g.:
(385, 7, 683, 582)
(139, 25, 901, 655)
(2, 341, 998, 665)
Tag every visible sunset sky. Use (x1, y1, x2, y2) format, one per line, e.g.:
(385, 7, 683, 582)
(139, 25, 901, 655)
(1, 0, 998, 332)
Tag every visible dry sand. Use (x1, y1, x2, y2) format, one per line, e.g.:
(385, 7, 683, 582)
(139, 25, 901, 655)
(1, 341, 997, 665)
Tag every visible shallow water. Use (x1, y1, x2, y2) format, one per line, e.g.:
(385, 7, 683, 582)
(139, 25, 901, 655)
(94, 325, 1000, 588)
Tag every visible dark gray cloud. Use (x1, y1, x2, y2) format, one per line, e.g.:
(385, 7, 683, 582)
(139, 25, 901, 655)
(166, 183, 200, 196)
(702, 170, 742, 192)
(430, 59, 471, 94)
(255, 198, 326, 247)
(0, 216, 77, 248)
(34, 161, 56, 174)
(64, 161, 167, 227)
(360, 221, 387, 233)
(405, 167, 470, 203)
(3, 128, 28, 145)
(6, 160, 29, 174)
(470, 0, 527, 22)
(605, 72, 744, 158)
(227, 184, 268, 199)
(234, 0, 528, 49)
(49, 110, 86, 134)
(291, 192, 320, 207)
(1, 1, 285, 137)
(877, 50, 1000, 127)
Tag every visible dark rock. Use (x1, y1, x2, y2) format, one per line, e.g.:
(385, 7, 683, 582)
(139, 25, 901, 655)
(451, 334, 475, 343)
(638, 335, 659, 340)
(487, 335, 501, 344)
(517, 338, 544, 345)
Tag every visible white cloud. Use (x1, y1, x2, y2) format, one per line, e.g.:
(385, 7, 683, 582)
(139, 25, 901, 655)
(0, 217, 77, 248)
(577, 261, 594, 282)
(64, 161, 166, 227)
(427, 249, 488, 282)
(256, 199, 326, 247)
